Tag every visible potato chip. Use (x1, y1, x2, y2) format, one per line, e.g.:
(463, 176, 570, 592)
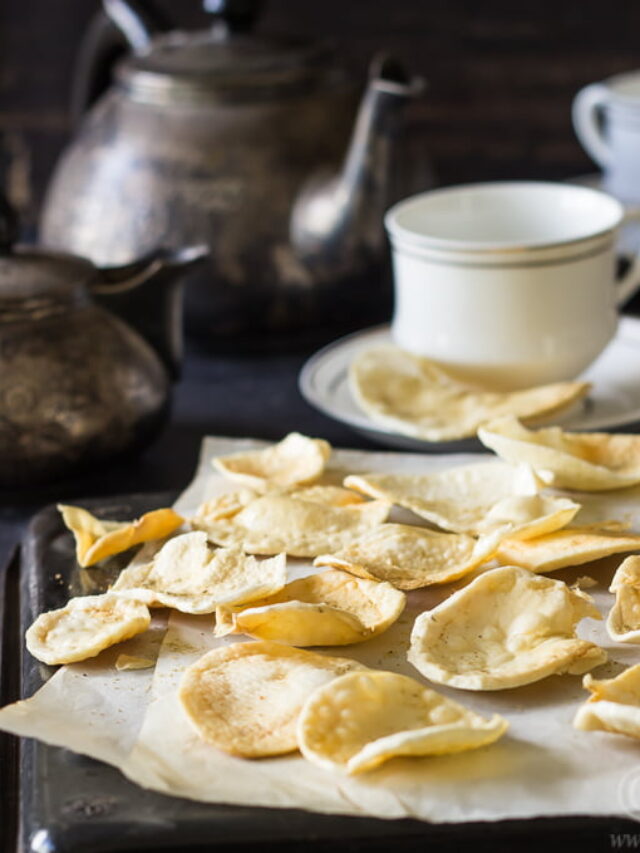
(213, 432, 331, 490)
(573, 665, 640, 739)
(58, 504, 184, 567)
(193, 492, 391, 557)
(496, 526, 640, 573)
(178, 641, 366, 757)
(607, 555, 640, 643)
(25, 594, 150, 666)
(215, 569, 406, 646)
(297, 670, 508, 774)
(349, 346, 590, 442)
(344, 463, 578, 537)
(314, 523, 496, 589)
(115, 654, 155, 671)
(111, 531, 286, 614)
(479, 416, 640, 491)
(408, 565, 606, 690)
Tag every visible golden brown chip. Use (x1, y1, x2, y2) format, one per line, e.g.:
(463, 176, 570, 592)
(178, 641, 366, 757)
(408, 565, 606, 690)
(115, 654, 155, 671)
(344, 463, 578, 537)
(297, 670, 508, 774)
(479, 416, 640, 491)
(314, 523, 495, 589)
(607, 555, 640, 643)
(192, 493, 390, 557)
(25, 594, 151, 666)
(58, 504, 184, 567)
(215, 569, 406, 646)
(349, 346, 590, 442)
(213, 432, 331, 490)
(111, 531, 286, 614)
(496, 526, 640, 573)
(573, 665, 640, 739)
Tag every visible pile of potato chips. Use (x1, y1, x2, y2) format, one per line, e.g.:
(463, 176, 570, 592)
(26, 427, 640, 776)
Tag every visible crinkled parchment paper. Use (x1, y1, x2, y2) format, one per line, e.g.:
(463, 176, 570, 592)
(2, 437, 640, 823)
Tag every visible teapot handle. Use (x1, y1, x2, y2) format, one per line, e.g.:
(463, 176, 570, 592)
(70, 1, 168, 126)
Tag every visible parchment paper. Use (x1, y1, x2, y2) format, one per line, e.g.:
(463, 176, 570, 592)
(2, 436, 640, 824)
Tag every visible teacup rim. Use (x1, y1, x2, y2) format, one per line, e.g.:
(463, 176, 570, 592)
(384, 180, 625, 253)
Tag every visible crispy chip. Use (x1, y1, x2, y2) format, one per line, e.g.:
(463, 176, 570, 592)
(25, 594, 150, 666)
(607, 556, 640, 643)
(479, 416, 640, 491)
(496, 526, 640, 573)
(111, 531, 286, 614)
(115, 654, 155, 671)
(297, 670, 508, 774)
(408, 566, 606, 690)
(213, 432, 331, 490)
(314, 523, 495, 589)
(58, 504, 184, 568)
(178, 641, 366, 757)
(193, 493, 390, 557)
(345, 463, 578, 537)
(573, 665, 640, 739)
(349, 346, 590, 442)
(215, 569, 406, 646)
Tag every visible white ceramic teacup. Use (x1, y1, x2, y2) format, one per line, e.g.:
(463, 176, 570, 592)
(573, 71, 640, 203)
(385, 181, 640, 391)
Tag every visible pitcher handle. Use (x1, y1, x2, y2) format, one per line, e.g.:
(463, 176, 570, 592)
(572, 83, 613, 169)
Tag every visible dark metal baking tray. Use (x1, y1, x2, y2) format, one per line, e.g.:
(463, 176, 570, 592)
(1, 494, 638, 853)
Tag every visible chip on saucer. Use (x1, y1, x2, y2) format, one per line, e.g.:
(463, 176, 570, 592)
(349, 346, 590, 442)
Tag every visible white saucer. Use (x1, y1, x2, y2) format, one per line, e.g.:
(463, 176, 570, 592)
(299, 316, 640, 453)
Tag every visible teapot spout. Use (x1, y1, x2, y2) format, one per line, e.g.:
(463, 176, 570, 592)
(291, 55, 424, 268)
(91, 245, 209, 379)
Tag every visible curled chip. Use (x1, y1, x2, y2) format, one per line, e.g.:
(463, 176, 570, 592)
(178, 641, 366, 757)
(607, 555, 640, 643)
(213, 432, 331, 491)
(314, 524, 496, 589)
(478, 416, 640, 491)
(111, 531, 286, 615)
(193, 492, 390, 558)
(26, 593, 150, 666)
(497, 525, 640, 574)
(58, 504, 184, 568)
(349, 346, 590, 442)
(297, 670, 508, 775)
(573, 665, 640, 740)
(345, 463, 578, 538)
(408, 565, 607, 690)
(215, 569, 406, 646)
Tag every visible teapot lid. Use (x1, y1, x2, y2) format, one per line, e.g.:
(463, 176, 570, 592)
(116, 1, 344, 103)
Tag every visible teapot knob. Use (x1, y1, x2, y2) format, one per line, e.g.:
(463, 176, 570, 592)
(203, 0, 264, 33)
(0, 194, 19, 255)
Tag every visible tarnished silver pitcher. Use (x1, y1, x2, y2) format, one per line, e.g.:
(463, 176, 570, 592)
(40, 0, 426, 346)
(0, 195, 207, 485)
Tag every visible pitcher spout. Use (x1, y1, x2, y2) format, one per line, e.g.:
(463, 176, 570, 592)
(91, 245, 209, 379)
(290, 55, 424, 270)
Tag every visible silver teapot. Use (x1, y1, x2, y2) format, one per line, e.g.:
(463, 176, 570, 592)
(40, 0, 425, 345)
(0, 196, 207, 486)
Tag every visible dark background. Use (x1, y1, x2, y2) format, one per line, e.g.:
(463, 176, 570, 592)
(2, 0, 640, 229)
